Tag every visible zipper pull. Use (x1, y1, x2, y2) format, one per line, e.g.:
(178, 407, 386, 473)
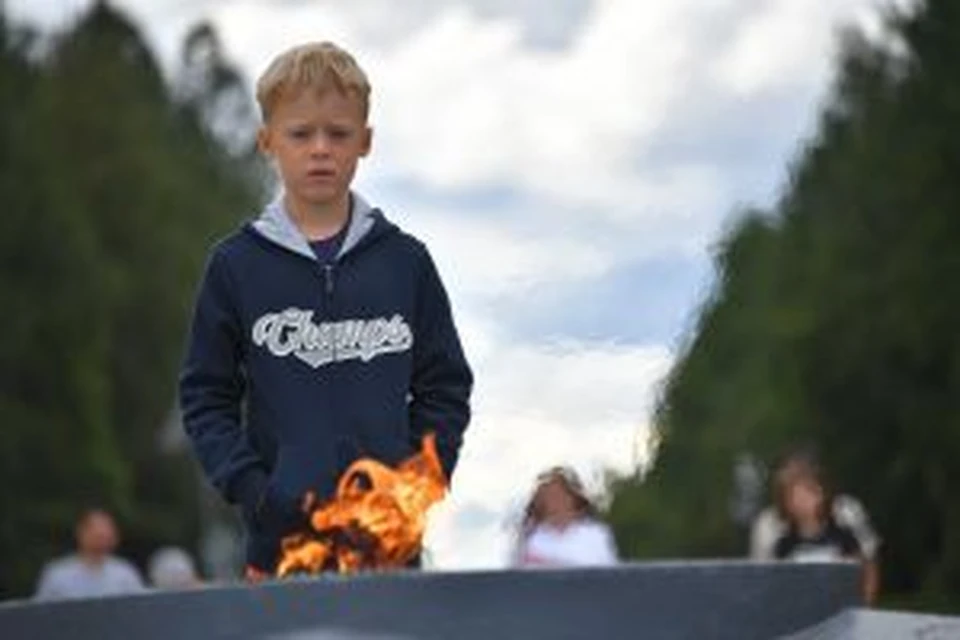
(323, 264, 334, 295)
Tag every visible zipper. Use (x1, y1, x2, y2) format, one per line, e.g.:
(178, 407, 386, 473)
(323, 263, 335, 296)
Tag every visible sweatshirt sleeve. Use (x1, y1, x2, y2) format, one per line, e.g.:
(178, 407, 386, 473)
(408, 246, 473, 480)
(179, 247, 268, 520)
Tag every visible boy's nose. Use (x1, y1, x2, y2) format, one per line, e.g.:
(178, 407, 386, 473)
(308, 135, 331, 157)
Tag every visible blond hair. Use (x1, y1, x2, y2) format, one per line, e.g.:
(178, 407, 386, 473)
(256, 41, 371, 122)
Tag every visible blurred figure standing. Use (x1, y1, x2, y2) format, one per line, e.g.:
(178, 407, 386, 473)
(147, 546, 203, 590)
(750, 451, 880, 604)
(33, 507, 145, 601)
(512, 466, 618, 568)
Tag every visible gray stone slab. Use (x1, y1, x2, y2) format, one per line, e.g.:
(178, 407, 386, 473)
(0, 561, 861, 640)
(783, 608, 960, 640)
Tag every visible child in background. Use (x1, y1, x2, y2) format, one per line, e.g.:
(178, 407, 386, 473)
(512, 466, 619, 568)
(147, 547, 203, 590)
(179, 41, 473, 578)
(763, 452, 880, 604)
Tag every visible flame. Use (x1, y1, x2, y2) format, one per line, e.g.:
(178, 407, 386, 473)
(276, 433, 447, 576)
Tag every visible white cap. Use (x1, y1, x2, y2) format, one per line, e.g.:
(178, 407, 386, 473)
(148, 546, 199, 589)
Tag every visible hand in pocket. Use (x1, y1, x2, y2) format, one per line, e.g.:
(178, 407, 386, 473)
(255, 483, 306, 537)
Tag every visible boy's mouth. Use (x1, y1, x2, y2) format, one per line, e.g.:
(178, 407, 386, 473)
(307, 168, 336, 180)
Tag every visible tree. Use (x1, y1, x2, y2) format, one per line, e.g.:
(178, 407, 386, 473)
(0, 2, 263, 598)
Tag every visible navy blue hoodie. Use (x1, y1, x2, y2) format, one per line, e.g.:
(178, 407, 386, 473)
(179, 193, 473, 571)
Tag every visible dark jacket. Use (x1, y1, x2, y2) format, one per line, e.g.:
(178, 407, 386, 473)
(179, 193, 473, 571)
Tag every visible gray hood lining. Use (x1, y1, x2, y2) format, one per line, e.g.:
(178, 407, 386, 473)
(250, 192, 377, 261)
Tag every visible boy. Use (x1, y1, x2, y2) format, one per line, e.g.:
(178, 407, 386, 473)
(178, 42, 473, 576)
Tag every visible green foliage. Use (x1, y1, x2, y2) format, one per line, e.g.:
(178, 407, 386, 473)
(0, 2, 262, 598)
(606, 0, 960, 611)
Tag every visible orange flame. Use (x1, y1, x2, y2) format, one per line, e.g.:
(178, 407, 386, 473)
(276, 433, 447, 576)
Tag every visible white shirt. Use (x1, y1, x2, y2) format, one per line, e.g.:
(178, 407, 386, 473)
(516, 520, 619, 568)
(790, 546, 850, 564)
(34, 555, 146, 601)
(749, 494, 880, 561)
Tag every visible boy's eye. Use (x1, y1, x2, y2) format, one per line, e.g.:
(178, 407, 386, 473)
(289, 128, 312, 140)
(328, 128, 351, 140)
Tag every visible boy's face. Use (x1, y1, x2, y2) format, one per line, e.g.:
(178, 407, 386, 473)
(258, 87, 371, 210)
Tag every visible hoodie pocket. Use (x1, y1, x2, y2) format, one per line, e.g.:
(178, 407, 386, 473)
(253, 449, 303, 536)
(257, 444, 342, 534)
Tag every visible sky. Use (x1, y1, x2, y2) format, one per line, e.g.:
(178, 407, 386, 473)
(7, 0, 897, 570)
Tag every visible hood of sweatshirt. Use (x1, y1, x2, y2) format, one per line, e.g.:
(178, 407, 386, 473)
(249, 191, 389, 261)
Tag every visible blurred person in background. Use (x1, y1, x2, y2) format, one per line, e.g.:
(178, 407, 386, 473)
(750, 450, 880, 604)
(512, 466, 618, 568)
(147, 546, 203, 590)
(33, 507, 145, 601)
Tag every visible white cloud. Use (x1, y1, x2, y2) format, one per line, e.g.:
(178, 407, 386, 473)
(368, 1, 693, 212)
(208, 0, 359, 80)
(5, 0, 91, 29)
(712, 0, 884, 97)
(381, 202, 613, 302)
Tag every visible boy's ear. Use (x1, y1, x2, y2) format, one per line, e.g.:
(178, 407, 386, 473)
(256, 125, 272, 157)
(360, 126, 373, 158)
